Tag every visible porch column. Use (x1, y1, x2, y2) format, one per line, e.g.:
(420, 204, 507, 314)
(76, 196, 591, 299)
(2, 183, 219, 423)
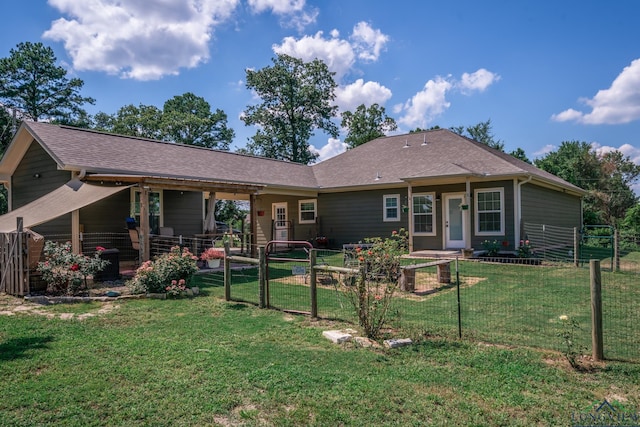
(250, 193, 257, 258)
(407, 183, 413, 253)
(140, 186, 150, 262)
(71, 209, 81, 254)
(465, 178, 472, 249)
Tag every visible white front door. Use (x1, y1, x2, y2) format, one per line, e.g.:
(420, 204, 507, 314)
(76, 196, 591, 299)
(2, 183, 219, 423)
(272, 202, 288, 241)
(444, 193, 467, 249)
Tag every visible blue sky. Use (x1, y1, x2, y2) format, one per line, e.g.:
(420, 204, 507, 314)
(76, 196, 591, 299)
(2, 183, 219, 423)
(2, 0, 640, 172)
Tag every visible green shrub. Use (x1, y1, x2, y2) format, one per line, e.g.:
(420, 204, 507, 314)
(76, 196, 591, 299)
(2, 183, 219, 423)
(127, 246, 199, 294)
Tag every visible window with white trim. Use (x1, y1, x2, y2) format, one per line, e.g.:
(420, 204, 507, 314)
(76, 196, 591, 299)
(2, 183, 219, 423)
(298, 199, 317, 224)
(475, 188, 504, 235)
(412, 192, 435, 235)
(383, 194, 400, 222)
(131, 189, 163, 235)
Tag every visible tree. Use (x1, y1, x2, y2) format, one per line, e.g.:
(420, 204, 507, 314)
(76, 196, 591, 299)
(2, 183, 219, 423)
(242, 54, 339, 164)
(341, 103, 397, 149)
(0, 105, 14, 156)
(450, 119, 504, 151)
(509, 147, 531, 164)
(535, 141, 640, 225)
(162, 93, 233, 149)
(94, 104, 163, 139)
(0, 42, 94, 123)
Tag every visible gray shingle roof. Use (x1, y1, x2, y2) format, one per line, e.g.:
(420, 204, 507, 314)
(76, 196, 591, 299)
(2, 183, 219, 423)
(16, 122, 583, 195)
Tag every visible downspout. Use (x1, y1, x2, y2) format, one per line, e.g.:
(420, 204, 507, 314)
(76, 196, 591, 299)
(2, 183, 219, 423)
(516, 175, 533, 249)
(407, 182, 413, 253)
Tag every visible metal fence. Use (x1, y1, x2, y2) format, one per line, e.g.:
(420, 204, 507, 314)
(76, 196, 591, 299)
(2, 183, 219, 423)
(207, 245, 639, 363)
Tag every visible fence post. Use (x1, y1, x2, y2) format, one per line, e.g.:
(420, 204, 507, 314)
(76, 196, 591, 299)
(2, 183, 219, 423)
(456, 257, 462, 339)
(224, 241, 231, 301)
(590, 260, 604, 361)
(614, 228, 620, 272)
(573, 227, 579, 267)
(258, 247, 267, 308)
(309, 249, 318, 318)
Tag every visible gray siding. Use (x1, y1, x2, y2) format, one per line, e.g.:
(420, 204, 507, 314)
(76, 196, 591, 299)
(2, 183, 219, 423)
(79, 190, 130, 233)
(163, 190, 203, 236)
(318, 189, 410, 248)
(253, 194, 320, 247)
(521, 184, 582, 230)
(13, 141, 72, 235)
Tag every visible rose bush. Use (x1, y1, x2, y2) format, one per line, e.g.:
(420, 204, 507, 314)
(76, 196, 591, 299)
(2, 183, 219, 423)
(127, 246, 199, 294)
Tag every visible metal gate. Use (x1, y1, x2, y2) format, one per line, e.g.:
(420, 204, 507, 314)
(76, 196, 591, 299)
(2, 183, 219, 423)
(265, 240, 314, 314)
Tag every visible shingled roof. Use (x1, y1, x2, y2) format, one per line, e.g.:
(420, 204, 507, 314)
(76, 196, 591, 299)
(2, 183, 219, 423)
(1, 122, 584, 195)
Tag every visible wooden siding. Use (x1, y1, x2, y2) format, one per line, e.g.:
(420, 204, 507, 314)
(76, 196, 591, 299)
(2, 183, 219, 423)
(469, 181, 515, 251)
(163, 190, 203, 236)
(521, 184, 582, 230)
(318, 189, 409, 248)
(12, 141, 72, 236)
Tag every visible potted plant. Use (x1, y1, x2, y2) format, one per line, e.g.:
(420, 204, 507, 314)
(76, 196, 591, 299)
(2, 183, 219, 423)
(200, 247, 225, 268)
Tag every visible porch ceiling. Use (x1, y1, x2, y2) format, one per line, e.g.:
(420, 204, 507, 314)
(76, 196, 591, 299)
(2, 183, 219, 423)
(84, 174, 264, 194)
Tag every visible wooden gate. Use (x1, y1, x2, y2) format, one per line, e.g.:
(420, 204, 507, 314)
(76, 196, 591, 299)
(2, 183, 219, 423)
(0, 231, 30, 296)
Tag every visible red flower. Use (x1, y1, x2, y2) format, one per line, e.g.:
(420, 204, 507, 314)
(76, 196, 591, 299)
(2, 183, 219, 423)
(70, 263, 80, 271)
(392, 230, 397, 235)
(96, 246, 106, 252)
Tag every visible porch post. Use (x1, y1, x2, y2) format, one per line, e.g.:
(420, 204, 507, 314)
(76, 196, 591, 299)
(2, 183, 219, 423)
(407, 182, 413, 253)
(140, 186, 150, 262)
(250, 194, 257, 258)
(465, 178, 472, 249)
(71, 209, 81, 254)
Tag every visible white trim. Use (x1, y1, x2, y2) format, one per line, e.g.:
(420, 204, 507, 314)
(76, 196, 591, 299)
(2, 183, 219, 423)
(298, 199, 317, 224)
(443, 192, 468, 249)
(474, 187, 505, 236)
(383, 194, 400, 222)
(411, 192, 436, 236)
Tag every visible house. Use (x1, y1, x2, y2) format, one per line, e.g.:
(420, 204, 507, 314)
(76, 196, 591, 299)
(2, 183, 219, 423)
(0, 121, 585, 260)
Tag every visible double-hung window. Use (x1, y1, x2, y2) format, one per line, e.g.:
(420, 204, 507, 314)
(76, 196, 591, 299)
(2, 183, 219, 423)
(412, 193, 435, 235)
(383, 194, 400, 222)
(475, 188, 504, 235)
(298, 199, 317, 224)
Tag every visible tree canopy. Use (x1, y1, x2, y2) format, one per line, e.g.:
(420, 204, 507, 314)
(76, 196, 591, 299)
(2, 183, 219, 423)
(0, 42, 95, 124)
(535, 141, 640, 225)
(450, 119, 504, 151)
(242, 54, 339, 164)
(341, 103, 397, 149)
(93, 93, 233, 149)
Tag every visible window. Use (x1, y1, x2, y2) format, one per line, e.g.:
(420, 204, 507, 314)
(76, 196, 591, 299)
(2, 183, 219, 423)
(475, 188, 504, 235)
(131, 189, 163, 234)
(412, 193, 435, 235)
(383, 194, 400, 222)
(298, 199, 317, 224)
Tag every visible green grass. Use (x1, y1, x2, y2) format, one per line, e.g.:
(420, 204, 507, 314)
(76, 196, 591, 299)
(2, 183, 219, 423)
(1, 292, 639, 426)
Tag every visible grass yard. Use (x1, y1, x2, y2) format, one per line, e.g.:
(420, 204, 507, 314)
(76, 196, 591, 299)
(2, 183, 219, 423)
(1, 289, 639, 426)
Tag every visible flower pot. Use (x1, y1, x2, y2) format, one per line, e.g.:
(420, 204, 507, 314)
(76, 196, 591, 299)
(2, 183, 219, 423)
(206, 258, 221, 268)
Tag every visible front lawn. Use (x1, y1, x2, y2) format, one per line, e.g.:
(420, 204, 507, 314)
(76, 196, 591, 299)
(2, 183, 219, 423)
(1, 289, 639, 426)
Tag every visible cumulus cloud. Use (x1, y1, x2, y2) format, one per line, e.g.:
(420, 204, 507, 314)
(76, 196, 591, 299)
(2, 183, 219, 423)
(311, 137, 348, 161)
(398, 77, 453, 128)
(350, 22, 389, 62)
(334, 79, 392, 112)
(274, 31, 355, 80)
(397, 68, 500, 128)
(533, 144, 557, 157)
(43, 0, 239, 80)
(458, 68, 501, 94)
(247, 0, 317, 31)
(552, 58, 640, 124)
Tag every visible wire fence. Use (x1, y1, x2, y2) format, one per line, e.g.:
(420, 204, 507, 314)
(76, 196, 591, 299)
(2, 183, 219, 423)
(198, 245, 639, 363)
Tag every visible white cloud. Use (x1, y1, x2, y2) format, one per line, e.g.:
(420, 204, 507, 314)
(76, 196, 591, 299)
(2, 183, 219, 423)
(311, 137, 347, 161)
(274, 31, 355, 80)
(552, 58, 640, 124)
(396, 68, 499, 129)
(350, 22, 389, 62)
(592, 142, 640, 164)
(247, 0, 317, 31)
(458, 68, 501, 94)
(334, 79, 392, 112)
(398, 76, 453, 128)
(272, 22, 388, 80)
(43, 0, 239, 80)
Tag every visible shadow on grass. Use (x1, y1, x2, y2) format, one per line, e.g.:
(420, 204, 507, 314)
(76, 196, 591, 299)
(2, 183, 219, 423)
(0, 336, 54, 361)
